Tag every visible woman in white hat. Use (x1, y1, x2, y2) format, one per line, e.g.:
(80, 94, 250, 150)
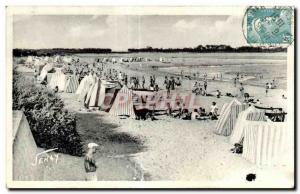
(84, 142, 99, 181)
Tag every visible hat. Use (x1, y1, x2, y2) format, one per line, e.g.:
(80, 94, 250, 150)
(88, 142, 99, 149)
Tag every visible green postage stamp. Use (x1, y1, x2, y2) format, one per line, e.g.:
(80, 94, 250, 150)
(243, 6, 294, 45)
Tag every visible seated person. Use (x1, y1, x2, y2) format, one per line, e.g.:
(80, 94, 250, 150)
(216, 90, 221, 98)
(54, 86, 59, 93)
(198, 107, 207, 116)
(191, 109, 199, 120)
(196, 88, 204, 96)
(244, 92, 250, 101)
(226, 93, 235, 97)
(181, 109, 191, 120)
(175, 77, 182, 87)
(210, 102, 218, 120)
(172, 107, 183, 118)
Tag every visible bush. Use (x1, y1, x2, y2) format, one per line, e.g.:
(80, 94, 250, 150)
(13, 69, 83, 156)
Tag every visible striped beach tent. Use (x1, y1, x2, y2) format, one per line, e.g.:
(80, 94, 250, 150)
(214, 98, 248, 136)
(241, 121, 290, 165)
(109, 86, 136, 117)
(65, 75, 79, 93)
(85, 79, 102, 107)
(48, 68, 67, 91)
(230, 106, 267, 145)
(85, 80, 121, 109)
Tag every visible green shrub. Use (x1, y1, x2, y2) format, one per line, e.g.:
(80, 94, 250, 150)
(13, 69, 83, 156)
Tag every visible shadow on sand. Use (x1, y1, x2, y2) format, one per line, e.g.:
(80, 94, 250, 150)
(76, 112, 146, 156)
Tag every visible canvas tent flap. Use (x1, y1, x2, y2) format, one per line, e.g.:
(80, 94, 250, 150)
(109, 86, 135, 117)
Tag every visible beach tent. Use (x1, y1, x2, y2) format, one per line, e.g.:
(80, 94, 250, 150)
(109, 86, 136, 117)
(85, 80, 121, 108)
(13, 111, 41, 180)
(241, 120, 290, 165)
(34, 59, 46, 74)
(230, 106, 267, 145)
(65, 74, 79, 93)
(85, 79, 102, 107)
(48, 68, 67, 91)
(99, 80, 121, 111)
(39, 63, 54, 82)
(214, 98, 248, 136)
(76, 74, 95, 101)
(25, 56, 34, 64)
(62, 56, 72, 63)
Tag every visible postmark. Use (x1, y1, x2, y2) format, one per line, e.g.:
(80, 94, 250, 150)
(243, 6, 294, 45)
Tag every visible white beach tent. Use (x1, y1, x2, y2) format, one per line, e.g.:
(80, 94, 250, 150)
(109, 86, 136, 117)
(13, 111, 41, 180)
(25, 56, 34, 64)
(39, 63, 54, 82)
(241, 120, 291, 166)
(214, 98, 248, 136)
(48, 68, 67, 91)
(65, 74, 79, 93)
(230, 105, 267, 145)
(76, 74, 95, 100)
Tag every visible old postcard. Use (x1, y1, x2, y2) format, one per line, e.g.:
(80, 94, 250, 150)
(6, 6, 295, 189)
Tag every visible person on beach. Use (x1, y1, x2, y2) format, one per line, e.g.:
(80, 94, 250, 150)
(239, 83, 244, 98)
(210, 102, 218, 120)
(191, 109, 199, 120)
(204, 80, 207, 91)
(233, 78, 237, 87)
(171, 77, 175, 90)
(265, 83, 269, 96)
(141, 76, 145, 89)
(164, 76, 169, 88)
(84, 143, 99, 181)
(175, 77, 182, 87)
(216, 90, 221, 98)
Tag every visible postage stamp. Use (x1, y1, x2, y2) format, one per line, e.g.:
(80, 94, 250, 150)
(243, 6, 294, 45)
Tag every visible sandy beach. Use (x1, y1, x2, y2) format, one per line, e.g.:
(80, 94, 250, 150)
(14, 52, 293, 187)
(56, 73, 292, 187)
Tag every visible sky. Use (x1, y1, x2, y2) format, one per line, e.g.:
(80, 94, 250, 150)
(13, 15, 248, 51)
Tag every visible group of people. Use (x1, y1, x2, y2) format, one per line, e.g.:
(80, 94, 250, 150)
(163, 76, 182, 96)
(192, 80, 208, 96)
(166, 101, 219, 121)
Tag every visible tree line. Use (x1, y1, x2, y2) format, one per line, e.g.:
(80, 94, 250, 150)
(128, 45, 287, 53)
(13, 45, 287, 57)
